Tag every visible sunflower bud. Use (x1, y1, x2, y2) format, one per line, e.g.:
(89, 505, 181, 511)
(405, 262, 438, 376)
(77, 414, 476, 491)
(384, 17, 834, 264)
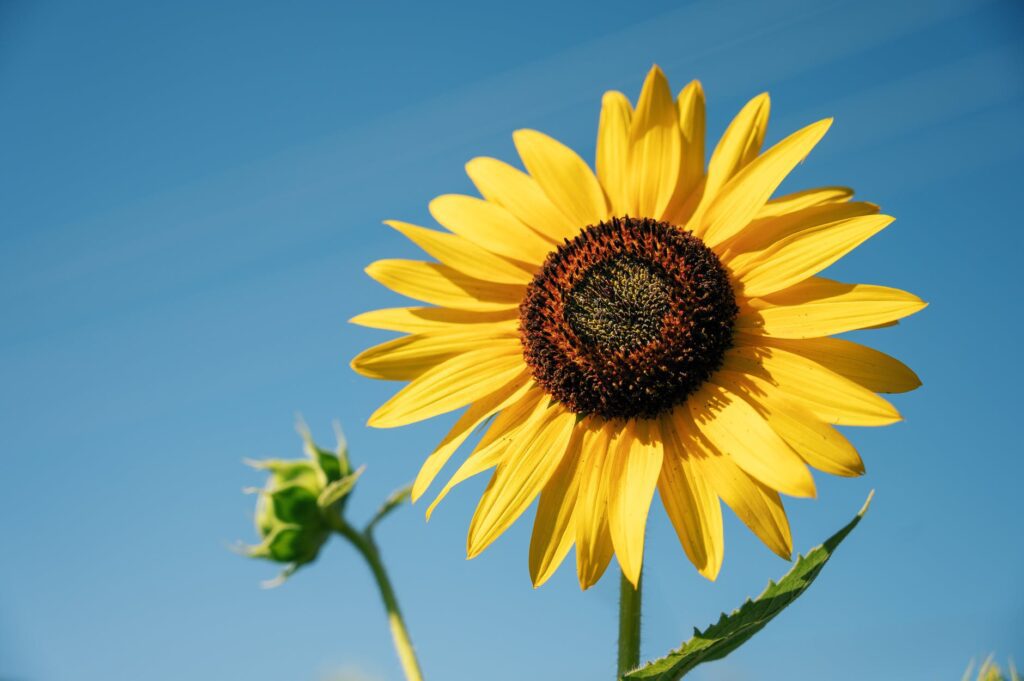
(242, 422, 362, 585)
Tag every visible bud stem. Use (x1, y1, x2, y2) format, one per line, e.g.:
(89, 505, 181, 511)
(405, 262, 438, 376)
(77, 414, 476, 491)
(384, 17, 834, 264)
(329, 516, 425, 681)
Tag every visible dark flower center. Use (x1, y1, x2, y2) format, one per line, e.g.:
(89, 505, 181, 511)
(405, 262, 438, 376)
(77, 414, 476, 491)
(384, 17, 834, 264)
(519, 216, 738, 420)
(565, 256, 673, 352)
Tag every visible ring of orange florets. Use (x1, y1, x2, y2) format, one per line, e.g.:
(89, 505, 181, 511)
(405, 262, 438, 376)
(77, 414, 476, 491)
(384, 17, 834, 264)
(519, 217, 738, 419)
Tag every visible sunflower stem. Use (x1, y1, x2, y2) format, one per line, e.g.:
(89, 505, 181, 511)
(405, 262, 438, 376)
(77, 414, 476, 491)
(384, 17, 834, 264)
(616, 567, 642, 678)
(330, 517, 425, 681)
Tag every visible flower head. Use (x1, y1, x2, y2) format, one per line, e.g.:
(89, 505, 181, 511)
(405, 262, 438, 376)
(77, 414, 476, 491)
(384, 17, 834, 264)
(352, 66, 925, 589)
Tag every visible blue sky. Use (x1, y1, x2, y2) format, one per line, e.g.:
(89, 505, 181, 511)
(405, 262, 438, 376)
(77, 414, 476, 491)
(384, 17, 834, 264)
(1, 1, 1022, 679)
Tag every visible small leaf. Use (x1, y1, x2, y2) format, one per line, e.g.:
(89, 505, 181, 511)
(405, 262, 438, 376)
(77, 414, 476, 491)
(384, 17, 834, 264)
(624, 492, 873, 681)
(317, 466, 365, 510)
(367, 483, 413, 532)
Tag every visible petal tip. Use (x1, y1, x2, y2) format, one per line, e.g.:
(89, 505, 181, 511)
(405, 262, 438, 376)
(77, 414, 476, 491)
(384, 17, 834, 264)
(681, 78, 704, 95)
(512, 128, 537, 142)
(698, 564, 721, 582)
(751, 92, 771, 107)
(366, 408, 394, 429)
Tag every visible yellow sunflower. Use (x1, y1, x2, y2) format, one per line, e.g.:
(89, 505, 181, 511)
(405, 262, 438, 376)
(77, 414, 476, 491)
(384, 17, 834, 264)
(351, 65, 925, 590)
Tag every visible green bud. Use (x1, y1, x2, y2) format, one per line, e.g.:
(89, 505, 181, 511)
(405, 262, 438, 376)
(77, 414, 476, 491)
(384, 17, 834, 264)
(242, 422, 361, 586)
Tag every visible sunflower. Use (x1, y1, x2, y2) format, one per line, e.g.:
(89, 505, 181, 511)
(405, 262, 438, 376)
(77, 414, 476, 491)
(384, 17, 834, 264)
(351, 66, 924, 590)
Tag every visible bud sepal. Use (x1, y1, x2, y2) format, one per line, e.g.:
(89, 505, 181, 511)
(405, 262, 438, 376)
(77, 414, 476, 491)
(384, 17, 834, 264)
(241, 422, 356, 586)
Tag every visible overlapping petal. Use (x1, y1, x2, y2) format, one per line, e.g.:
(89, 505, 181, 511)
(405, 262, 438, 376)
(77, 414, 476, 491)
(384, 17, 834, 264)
(724, 342, 902, 426)
(715, 371, 865, 477)
(350, 306, 519, 334)
(465, 157, 579, 242)
(688, 382, 816, 498)
(689, 92, 770, 229)
(425, 388, 548, 518)
(676, 407, 792, 559)
(368, 345, 526, 428)
(365, 259, 524, 311)
(722, 200, 880, 260)
(737, 277, 927, 338)
(607, 419, 664, 587)
(529, 427, 586, 587)
(755, 336, 921, 394)
(627, 65, 680, 220)
(596, 91, 633, 215)
(411, 374, 534, 501)
(575, 421, 617, 589)
(468, 404, 576, 558)
(387, 220, 534, 285)
(659, 413, 724, 580)
(352, 324, 520, 380)
(513, 129, 609, 228)
(756, 186, 853, 218)
(699, 118, 832, 247)
(429, 194, 555, 264)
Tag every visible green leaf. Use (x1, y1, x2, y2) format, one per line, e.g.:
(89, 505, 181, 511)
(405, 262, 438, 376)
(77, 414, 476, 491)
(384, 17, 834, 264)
(624, 492, 874, 681)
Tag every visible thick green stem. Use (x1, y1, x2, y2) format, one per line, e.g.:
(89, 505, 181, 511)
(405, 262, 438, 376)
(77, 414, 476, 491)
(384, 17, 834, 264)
(331, 519, 425, 681)
(617, 568, 642, 678)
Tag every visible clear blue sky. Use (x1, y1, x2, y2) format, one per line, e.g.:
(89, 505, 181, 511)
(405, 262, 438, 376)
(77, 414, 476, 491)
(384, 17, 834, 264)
(1, 1, 1021, 679)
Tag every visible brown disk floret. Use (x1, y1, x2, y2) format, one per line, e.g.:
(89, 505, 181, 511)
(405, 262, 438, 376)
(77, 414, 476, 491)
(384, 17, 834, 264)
(519, 216, 738, 419)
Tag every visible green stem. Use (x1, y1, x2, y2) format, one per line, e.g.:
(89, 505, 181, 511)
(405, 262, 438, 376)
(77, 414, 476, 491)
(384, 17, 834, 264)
(616, 568, 642, 678)
(331, 518, 425, 681)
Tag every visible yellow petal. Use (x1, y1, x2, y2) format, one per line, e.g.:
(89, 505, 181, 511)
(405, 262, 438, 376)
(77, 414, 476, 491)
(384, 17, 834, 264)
(606, 419, 664, 587)
(756, 186, 853, 219)
(664, 176, 706, 228)
(596, 90, 633, 216)
(425, 388, 547, 518)
(702, 450, 793, 559)
(513, 128, 609, 228)
(658, 412, 724, 580)
(676, 407, 792, 558)
(734, 214, 894, 298)
(349, 306, 519, 334)
(687, 382, 816, 498)
(754, 336, 921, 394)
(575, 420, 616, 590)
(737, 277, 928, 338)
(628, 65, 680, 219)
(386, 220, 533, 285)
(465, 156, 579, 242)
(529, 427, 585, 587)
(714, 372, 865, 477)
(700, 119, 833, 248)
(723, 342, 902, 426)
(468, 405, 576, 558)
(411, 375, 534, 502)
(722, 200, 880, 262)
(351, 325, 520, 380)
(368, 345, 525, 428)
(666, 80, 706, 220)
(689, 92, 770, 228)
(365, 259, 524, 311)
(429, 194, 555, 264)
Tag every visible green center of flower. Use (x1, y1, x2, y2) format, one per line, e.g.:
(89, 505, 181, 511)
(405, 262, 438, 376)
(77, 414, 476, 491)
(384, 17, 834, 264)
(565, 256, 673, 353)
(519, 216, 738, 420)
